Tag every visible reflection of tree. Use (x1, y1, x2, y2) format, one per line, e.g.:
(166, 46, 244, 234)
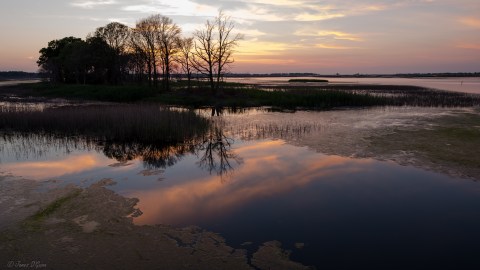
(196, 123, 243, 180)
(102, 141, 197, 169)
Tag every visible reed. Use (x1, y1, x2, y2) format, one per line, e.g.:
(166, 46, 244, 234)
(5, 81, 480, 109)
(0, 104, 210, 144)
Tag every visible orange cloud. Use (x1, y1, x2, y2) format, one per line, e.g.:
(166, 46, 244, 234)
(459, 17, 480, 28)
(316, 43, 358, 50)
(294, 29, 363, 42)
(129, 141, 373, 225)
(294, 12, 345, 21)
(457, 43, 480, 50)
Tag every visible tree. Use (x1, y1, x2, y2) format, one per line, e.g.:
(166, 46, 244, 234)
(59, 40, 89, 84)
(93, 22, 131, 84)
(192, 11, 243, 95)
(94, 22, 130, 53)
(37, 37, 83, 83)
(176, 37, 195, 91)
(85, 36, 115, 84)
(155, 16, 181, 91)
(131, 15, 160, 87)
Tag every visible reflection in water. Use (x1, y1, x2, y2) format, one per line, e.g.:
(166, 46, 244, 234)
(1, 105, 480, 269)
(0, 153, 111, 179)
(132, 141, 371, 225)
(197, 120, 243, 180)
(0, 106, 244, 179)
(102, 141, 197, 169)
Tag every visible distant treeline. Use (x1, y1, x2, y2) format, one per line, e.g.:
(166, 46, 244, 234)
(0, 71, 39, 80)
(318, 72, 480, 78)
(225, 72, 480, 78)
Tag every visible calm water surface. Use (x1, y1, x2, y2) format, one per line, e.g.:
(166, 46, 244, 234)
(1, 107, 480, 269)
(227, 76, 480, 94)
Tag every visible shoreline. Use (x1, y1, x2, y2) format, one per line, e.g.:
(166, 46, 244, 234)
(0, 176, 310, 270)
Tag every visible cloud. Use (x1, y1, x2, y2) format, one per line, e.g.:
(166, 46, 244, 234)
(315, 43, 358, 50)
(294, 12, 345, 21)
(72, 0, 117, 9)
(459, 17, 480, 29)
(457, 43, 480, 50)
(295, 29, 363, 42)
(237, 41, 300, 55)
(122, 0, 217, 16)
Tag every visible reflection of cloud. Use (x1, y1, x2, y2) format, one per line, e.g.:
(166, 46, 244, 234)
(1, 154, 111, 179)
(131, 141, 373, 225)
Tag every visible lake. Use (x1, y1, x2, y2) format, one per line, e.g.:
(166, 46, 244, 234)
(1, 104, 479, 269)
(227, 76, 480, 94)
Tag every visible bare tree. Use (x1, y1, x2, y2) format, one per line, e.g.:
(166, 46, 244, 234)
(131, 15, 160, 87)
(215, 12, 243, 91)
(155, 16, 181, 91)
(192, 18, 216, 92)
(176, 37, 194, 91)
(192, 11, 243, 95)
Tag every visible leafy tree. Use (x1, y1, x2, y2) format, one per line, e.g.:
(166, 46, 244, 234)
(37, 37, 82, 83)
(85, 36, 116, 84)
(93, 22, 130, 84)
(59, 40, 89, 84)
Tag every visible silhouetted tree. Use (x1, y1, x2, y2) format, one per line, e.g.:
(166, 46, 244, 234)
(155, 16, 181, 91)
(176, 37, 195, 91)
(131, 16, 159, 87)
(93, 22, 130, 84)
(85, 36, 115, 84)
(192, 11, 243, 95)
(59, 40, 89, 84)
(37, 36, 83, 83)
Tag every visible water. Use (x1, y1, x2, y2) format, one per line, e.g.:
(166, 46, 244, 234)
(1, 106, 480, 269)
(227, 76, 480, 94)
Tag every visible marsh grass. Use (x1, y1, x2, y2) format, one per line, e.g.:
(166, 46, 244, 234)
(151, 86, 385, 109)
(262, 84, 480, 107)
(0, 104, 209, 144)
(28, 83, 157, 102)
(0, 104, 214, 169)
(5, 81, 480, 109)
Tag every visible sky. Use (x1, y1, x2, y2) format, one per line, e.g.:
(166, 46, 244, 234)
(0, 0, 479, 74)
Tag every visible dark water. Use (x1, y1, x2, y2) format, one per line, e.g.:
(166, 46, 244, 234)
(1, 106, 480, 269)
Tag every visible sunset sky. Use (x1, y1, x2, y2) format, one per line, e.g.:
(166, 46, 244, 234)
(1, 0, 479, 74)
